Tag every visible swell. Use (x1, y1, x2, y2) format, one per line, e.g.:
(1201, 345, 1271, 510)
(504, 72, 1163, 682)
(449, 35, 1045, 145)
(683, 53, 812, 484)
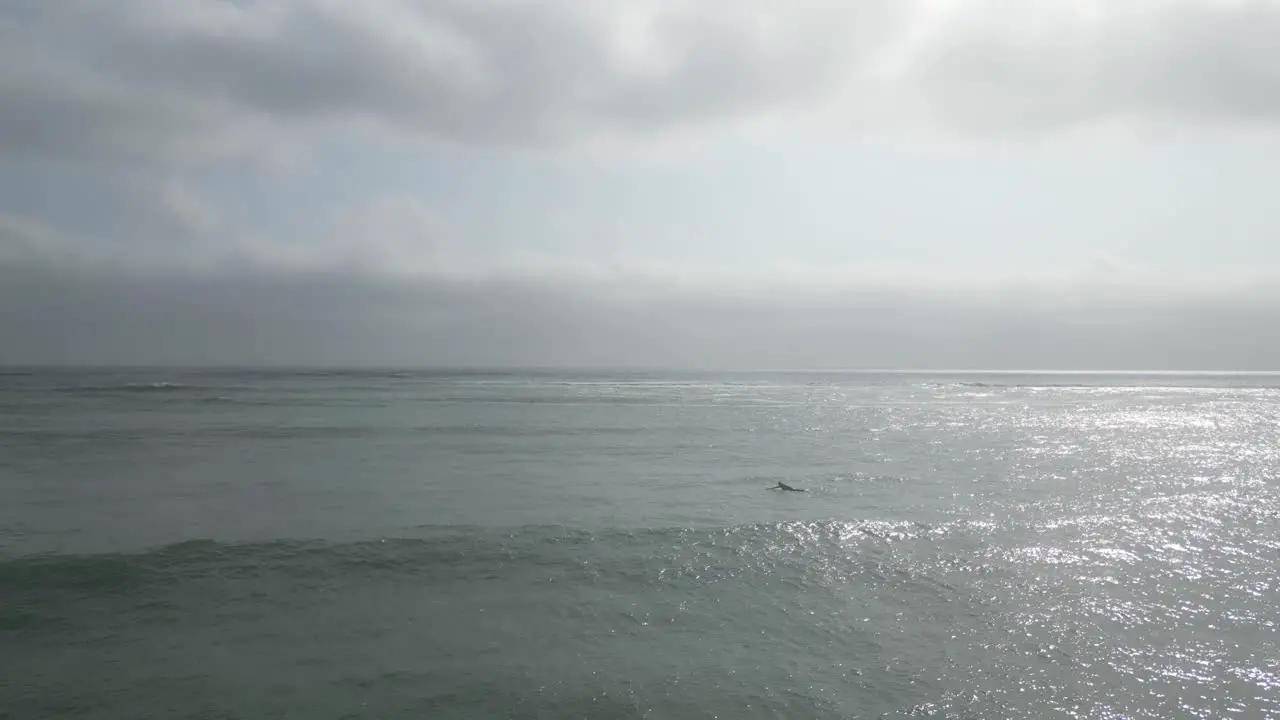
(0, 520, 962, 596)
(0, 423, 656, 442)
(0, 521, 981, 719)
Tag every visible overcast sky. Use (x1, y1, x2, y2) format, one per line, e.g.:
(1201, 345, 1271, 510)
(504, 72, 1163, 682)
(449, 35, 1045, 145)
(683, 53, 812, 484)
(2, 0, 1279, 369)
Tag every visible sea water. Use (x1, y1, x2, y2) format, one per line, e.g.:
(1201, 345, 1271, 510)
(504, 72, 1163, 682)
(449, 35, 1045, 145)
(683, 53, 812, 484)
(2, 369, 1278, 718)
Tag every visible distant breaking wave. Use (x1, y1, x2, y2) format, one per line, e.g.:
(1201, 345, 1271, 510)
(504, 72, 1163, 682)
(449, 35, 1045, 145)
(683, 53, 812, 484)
(56, 382, 205, 394)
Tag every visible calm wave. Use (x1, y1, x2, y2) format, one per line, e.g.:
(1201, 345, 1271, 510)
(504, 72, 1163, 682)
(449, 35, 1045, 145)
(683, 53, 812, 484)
(2, 369, 1278, 718)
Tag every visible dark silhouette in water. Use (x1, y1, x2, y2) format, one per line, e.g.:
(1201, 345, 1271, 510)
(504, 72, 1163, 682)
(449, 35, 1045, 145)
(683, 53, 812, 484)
(771, 481, 805, 492)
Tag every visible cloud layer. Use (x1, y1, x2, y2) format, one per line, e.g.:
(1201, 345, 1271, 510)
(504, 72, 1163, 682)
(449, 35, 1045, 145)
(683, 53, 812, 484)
(3, 1, 1280, 367)
(5, 0, 1280, 265)
(6, 0, 1280, 166)
(4, 260, 1280, 369)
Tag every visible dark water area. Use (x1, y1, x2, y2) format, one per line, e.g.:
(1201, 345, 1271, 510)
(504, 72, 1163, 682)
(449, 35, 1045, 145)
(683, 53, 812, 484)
(2, 369, 1278, 718)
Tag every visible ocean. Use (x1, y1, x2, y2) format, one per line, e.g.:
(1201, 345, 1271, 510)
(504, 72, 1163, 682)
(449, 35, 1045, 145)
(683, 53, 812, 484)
(1, 368, 1278, 719)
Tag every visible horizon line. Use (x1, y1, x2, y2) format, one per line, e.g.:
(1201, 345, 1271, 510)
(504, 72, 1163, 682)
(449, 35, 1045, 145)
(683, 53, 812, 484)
(3, 364, 1280, 375)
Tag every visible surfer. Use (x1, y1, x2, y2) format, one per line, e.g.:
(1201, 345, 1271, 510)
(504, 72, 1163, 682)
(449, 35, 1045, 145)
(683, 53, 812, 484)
(771, 481, 805, 492)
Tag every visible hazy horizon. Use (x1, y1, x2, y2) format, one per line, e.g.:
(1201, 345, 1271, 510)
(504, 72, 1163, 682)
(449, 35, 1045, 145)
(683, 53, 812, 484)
(6, 364, 1280, 376)
(4, 1, 1279, 368)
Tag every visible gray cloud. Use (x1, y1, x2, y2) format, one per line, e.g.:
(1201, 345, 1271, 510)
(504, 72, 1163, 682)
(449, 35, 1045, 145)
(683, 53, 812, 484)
(4, 0, 1278, 253)
(0, 0, 899, 167)
(3, 1, 1280, 370)
(910, 1, 1280, 136)
(4, 0, 1278, 169)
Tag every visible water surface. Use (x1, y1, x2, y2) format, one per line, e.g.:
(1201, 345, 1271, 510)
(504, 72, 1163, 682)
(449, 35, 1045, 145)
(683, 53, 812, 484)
(2, 369, 1278, 717)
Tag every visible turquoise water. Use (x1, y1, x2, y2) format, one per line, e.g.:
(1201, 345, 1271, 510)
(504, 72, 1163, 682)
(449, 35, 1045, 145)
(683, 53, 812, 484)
(2, 369, 1278, 718)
